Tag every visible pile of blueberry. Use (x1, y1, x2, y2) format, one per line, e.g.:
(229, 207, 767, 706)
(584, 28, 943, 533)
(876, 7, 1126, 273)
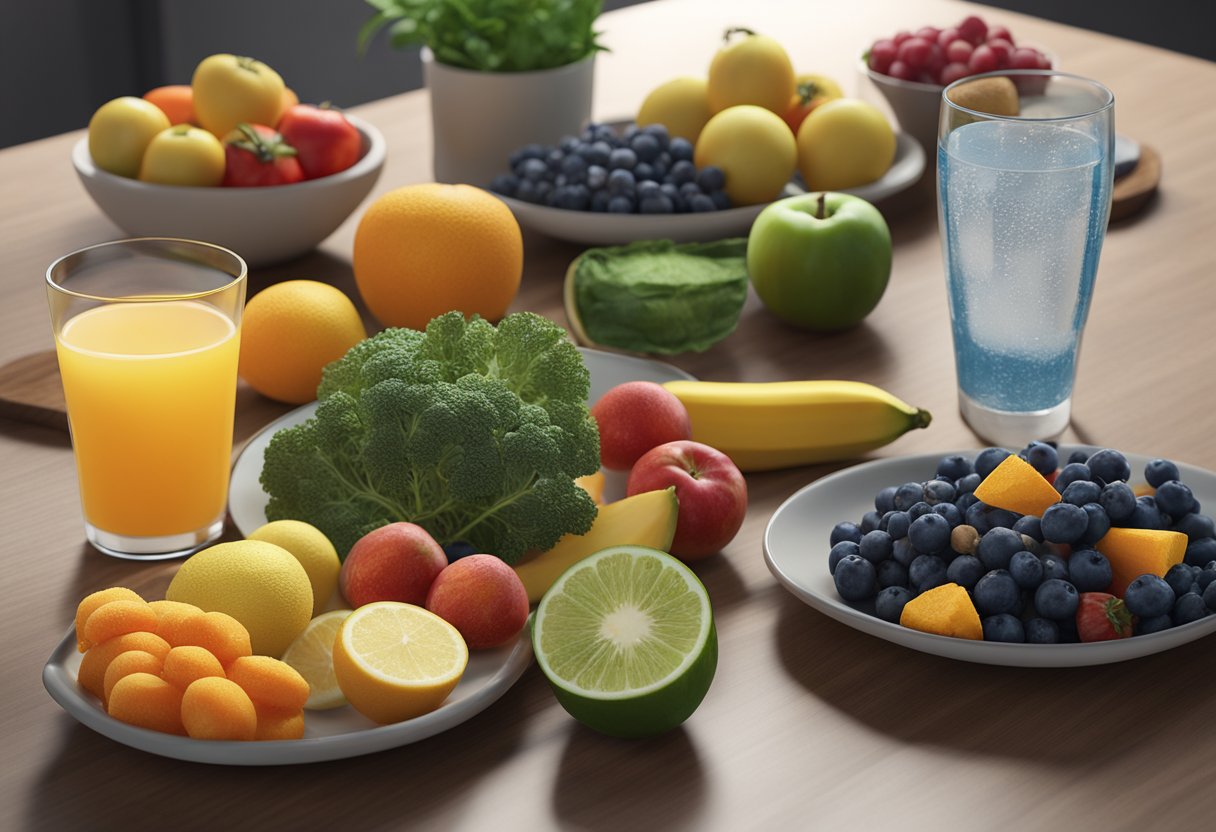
(828, 442, 1216, 643)
(488, 123, 733, 214)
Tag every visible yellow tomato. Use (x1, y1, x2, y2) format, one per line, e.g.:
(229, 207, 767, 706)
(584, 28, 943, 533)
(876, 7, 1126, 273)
(192, 54, 286, 138)
(694, 105, 797, 206)
(88, 97, 171, 178)
(706, 29, 796, 115)
(796, 99, 896, 191)
(138, 125, 226, 186)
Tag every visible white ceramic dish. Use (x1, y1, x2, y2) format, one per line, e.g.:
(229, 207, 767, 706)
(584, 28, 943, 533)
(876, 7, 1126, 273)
(229, 347, 697, 536)
(497, 131, 924, 246)
(43, 624, 531, 765)
(764, 447, 1216, 667)
(72, 114, 385, 267)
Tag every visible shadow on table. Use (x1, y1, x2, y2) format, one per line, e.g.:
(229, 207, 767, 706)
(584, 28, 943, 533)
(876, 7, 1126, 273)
(772, 590, 1212, 765)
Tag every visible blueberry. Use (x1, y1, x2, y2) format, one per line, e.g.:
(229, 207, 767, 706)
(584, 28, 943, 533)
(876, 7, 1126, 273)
(533, 180, 553, 203)
(665, 159, 696, 186)
(964, 500, 992, 535)
(987, 508, 1020, 529)
(1012, 514, 1043, 542)
(875, 586, 916, 623)
(659, 182, 686, 212)
(875, 486, 897, 514)
(1123, 574, 1175, 618)
(923, 480, 956, 505)
(1087, 449, 1131, 483)
(955, 492, 979, 514)
(555, 184, 591, 210)
(974, 447, 1012, 479)
(1099, 481, 1136, 522)
(909, 554, 948, 592)
(907, 501, 933, 521)
(1061, 480, 1102, 507)
(586, 164, 608, 190)
(669, 136, 694, 161)
(955, 473, 982, 496)
(931, 502, 963, 528)
(560, 153, 588, 178)
(1184, 537, 1216, 567)
(1198, 561, 1216, 590)
(982, 614, 1026, 643)
(622, 124, 642, 142)
(641, 123, 670, 147)
(585, 141, 613, 167)
(1155, 480, 1194, 518)
(520, 157, 549, 182)
(893, 482, 923, 511)
(710, 190, 732, 210)
(689, 193, 716, 213)
(858, 529, 894, 564)
(1009, 550, 1045, 589)
(908, 513, 951, 555)
(509, 142, 546, 166)
(696, 165, 726, 192)
(828, 540, 860, 575)
(860, 510, 883, 534)
(1066, 450, 1090, 465)
(651, 160, 669, 181)
(489, 173, 520, 196)
(546, 148, 565, 170)
(1034, 579, 1080, 620)
(633, 162, 656, 182)
(974, 570, 1021, 616)
(1024, 617, 1060, 643)
(977, 527, 1024, 571)
(514, 179, 539, 203)
(679, 181, 703, 199)
(639, 194, 675, 214)
(1172, 592, 1209, 625)
(1165, 562, 1197, 598)
(443, 540, 478, 561)
(1022, 441, 1059, 475)
(1079, 502, 1111, 545)
(559, 135, 581, 154)
(946, 555, 985, 591)
(1053, 462, 1093, 492)
(936, 454, 972, 481)
(892, 538, 917, 567)
(1041, 553, 1070, 583)
(1128, 496, 1166, 530)
(1173, 512, 1216, 540)
(886, 511, 911, 540)
(589, 190, 611, 212)
(1056, 617, 1081, 643)
(834, 554, 877, 601)
(1135, 614, 1174, 635)
(637, 180, 661, 201)
(1041, 502, 1089, 544)
(606, 194, 635, 213)
(607, 167, 636, 195)
(608, 147, 637, 170)
(877, 559, 909, 590)
(1204, 580, 1216, 612)
(1144, 458, 1180, 488)
(1067, 548, 1112, 592)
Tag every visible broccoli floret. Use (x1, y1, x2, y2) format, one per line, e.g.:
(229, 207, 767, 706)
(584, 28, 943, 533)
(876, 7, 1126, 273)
(261, 312, 600, 562)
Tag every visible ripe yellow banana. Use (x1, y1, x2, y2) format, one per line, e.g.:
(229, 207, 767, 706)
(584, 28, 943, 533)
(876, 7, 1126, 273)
(662, 380, 931, 472)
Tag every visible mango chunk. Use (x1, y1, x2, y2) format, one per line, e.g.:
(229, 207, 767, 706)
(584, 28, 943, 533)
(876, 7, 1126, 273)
(1095, 527, 1187, 596)
(973, 453, 1062, 517)
(899, 583, 983, 640)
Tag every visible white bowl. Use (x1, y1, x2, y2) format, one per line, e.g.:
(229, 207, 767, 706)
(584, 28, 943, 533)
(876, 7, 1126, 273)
(860, 61, 945, 155)
(72, 115, 386, 266)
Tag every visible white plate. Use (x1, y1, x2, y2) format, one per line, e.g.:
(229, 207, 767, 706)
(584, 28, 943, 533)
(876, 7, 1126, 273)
(229, 347, 696, 535)
(43, 625, 531, 766)
(764, 447, 1216, 667)
(498, 131, 925, 246)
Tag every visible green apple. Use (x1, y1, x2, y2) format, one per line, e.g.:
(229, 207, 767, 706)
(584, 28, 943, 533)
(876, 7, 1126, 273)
(746, 192, 892, 331)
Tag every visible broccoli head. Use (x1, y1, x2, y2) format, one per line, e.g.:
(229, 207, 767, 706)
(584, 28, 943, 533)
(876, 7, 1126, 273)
(261, 312, 600, 561)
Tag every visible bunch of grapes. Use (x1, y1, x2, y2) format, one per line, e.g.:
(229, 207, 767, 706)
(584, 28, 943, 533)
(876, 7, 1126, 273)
(866, 15, 1052, 88)
(489, 123, 732, 215)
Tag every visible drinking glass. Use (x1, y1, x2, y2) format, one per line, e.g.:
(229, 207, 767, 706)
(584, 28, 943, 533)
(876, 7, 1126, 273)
(937, 70, 1114, 446)
(46, 238, 247, 559)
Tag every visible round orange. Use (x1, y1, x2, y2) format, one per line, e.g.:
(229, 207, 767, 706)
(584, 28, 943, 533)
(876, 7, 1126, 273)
(238, 280, 366, 405)
(352, 184, 523, 330)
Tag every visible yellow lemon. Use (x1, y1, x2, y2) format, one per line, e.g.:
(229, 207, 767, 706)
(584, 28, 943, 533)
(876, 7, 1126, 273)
(238, 280, 367, 405)
(247, 520, 341, 617)
(281, 609, 353, 710)
(694, 105, 797, 206)
(637, 77, 713, 143)
(332, 602, 468, 724)
(166, 540, 313, 658)
(796, 99, 897, 192)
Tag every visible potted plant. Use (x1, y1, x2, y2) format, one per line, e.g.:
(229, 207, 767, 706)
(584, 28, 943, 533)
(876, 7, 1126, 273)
(360, 0, 605, 186)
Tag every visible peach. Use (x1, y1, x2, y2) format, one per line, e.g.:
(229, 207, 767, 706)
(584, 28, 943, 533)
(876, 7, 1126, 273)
(425, 554, 530, 649)
(591, 381, 692, 471)
(339, 522, 447, 608)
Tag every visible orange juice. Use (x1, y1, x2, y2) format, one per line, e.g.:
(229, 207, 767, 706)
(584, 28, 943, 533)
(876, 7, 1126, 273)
(56, 300, 240, 537)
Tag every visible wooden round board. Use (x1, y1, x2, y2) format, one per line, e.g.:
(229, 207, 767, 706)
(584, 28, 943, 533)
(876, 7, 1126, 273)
(1111, 143, 1161, 222)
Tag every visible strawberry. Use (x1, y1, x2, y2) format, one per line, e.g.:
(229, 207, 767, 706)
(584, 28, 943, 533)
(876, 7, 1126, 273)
(1076, 592, 1133, 642)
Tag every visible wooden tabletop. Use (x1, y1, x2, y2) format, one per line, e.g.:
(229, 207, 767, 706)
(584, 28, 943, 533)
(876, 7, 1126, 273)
(3, 1, 1214, 829)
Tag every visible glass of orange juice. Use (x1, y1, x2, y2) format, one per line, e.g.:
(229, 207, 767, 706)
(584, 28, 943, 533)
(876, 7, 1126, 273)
(46, 238, 247, 559)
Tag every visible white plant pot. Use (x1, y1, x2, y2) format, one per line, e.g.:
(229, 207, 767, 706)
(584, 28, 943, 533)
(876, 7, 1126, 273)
(422, 47, 595, 187)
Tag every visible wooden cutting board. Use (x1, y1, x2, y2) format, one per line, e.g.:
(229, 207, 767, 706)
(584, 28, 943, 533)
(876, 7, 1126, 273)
(1111, 143, 1161, 223)
(0, 350, 68, 431)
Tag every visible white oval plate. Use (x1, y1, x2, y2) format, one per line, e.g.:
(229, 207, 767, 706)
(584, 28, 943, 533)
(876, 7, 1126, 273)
(229, 347, 697, 535)
(764, 447, 1216, 667)
(497, 131, 925, 246)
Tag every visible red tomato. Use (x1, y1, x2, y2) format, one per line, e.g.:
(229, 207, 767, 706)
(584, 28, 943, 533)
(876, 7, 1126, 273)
(277, 104, 362, 179)
(221, 124, 304, 187)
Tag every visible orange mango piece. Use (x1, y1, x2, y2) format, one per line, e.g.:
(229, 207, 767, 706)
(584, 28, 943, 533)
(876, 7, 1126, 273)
(973, 453, 1062, 517)
(1095, 527, 1188, 596)
(900, 583, 983, 640)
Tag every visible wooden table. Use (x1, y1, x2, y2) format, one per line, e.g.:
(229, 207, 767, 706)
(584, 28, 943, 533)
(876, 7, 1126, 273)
(2, 1, 1213, 828)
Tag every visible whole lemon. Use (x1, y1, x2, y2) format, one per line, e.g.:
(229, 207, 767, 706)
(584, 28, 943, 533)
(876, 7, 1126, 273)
(637, 77, 713, 143)
(247, 520, 341, 617)
(353, 184, 523, 331)
(694, 105, 797, 206)
(238, 280, 366, 405)
(796, 99, 897, 192)
(707, 29, 796, 115)
(166, 540, 313, 658)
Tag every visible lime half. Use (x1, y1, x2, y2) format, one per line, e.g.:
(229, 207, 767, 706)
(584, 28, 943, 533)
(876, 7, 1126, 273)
(532, 545, 717, 738)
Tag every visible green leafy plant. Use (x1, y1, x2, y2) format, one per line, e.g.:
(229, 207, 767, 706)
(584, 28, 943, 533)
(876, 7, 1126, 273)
(359, 0, 605, 72)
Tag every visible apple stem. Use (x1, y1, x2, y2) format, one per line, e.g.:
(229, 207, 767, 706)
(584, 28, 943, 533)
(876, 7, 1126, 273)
(797, 80, 821, 106)
(816, 193, 827, 220)
(723, 27, 756, 44)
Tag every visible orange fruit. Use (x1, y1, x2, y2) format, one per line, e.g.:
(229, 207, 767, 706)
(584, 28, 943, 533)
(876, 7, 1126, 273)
(352, 184, 523, 331)
(238, 280, 367, 405)
(181, 677, 257, 740)
(108, 673, 186, 735)
(74, 587, 144, 652)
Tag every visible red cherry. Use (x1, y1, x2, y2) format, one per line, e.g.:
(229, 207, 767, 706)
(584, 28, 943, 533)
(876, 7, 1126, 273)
(988, 24, 1014, 44)
(986, 38, 1013, 67)
(869, 39, 897, 74)
(958, 15, 988, 45)
(897, 36, 933, 70)
(946, 39, 973, 64)
(968, 44, 998, 74)
(916, 26, 941, 42)
(939, 62, 971, 86)
(937, 27, 961, 48)
(892, 29, 912, 46)
(1011, 47, 1040, 69)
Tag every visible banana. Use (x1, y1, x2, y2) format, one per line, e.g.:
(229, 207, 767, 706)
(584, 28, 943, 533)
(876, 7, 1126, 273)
(662, 380, 931, 471)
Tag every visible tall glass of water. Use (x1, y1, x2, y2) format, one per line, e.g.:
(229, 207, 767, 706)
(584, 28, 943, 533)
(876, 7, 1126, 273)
(938, 70, 1114, 446)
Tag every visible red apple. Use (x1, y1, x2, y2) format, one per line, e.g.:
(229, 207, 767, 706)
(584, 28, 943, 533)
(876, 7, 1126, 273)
(591, 381, 692, 471)
(625, 440, 747, 560)
(339, 522, 448, 608)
